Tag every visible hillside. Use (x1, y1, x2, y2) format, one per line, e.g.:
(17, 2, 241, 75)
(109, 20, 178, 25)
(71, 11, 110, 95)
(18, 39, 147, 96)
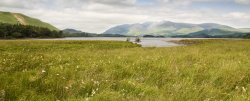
(239, 28, 250, 33)
(103, 21, 248, 37)
(173, 29, 247, 38)
(63, 29, 83, 34)
(0, 11, 58, 31)
(62, 28, 126, 37)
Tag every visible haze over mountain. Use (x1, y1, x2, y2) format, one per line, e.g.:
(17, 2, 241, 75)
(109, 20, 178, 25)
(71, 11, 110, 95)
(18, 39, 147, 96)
(0, 11, 58, 31)
(103, 21, 249, 37)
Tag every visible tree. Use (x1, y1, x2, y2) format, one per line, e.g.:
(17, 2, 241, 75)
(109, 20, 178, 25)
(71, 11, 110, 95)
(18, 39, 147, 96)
(246, 33, 250, 39)
(135, 37, 141, 43)
(11, 32, 23, 38)
(126, 37, 130, 42)
(0, 23, 63, 39)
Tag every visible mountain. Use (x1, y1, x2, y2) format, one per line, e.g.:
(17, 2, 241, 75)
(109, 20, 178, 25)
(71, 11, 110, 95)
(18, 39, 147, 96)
(103, 21, 246, 37)
(173, 29, 247, 38)
(0, 11, 58, 31)
(63, 29, 82, 34)
(239, 28, 250, 33)
(62, 28, 126, 37)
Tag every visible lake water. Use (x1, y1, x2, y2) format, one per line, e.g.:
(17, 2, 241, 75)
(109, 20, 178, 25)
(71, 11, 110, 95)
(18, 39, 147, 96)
(40, 37, 217, 47)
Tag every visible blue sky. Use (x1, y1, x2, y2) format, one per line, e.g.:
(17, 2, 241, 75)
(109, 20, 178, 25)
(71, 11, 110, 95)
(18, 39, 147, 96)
(0, 0, 250, 33)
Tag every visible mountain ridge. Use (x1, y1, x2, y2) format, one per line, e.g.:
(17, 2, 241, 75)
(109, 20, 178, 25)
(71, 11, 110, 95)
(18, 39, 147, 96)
(0, 11, 58, 31)
(173, 29, 247, 38)
(103, 21, 247, 37)
(63, 29, 83, 34)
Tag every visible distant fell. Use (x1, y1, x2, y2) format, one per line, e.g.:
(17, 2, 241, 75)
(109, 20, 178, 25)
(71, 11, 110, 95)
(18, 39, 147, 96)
(103, 21, 249, 37)
(0, 11, 58, 31)
(63, 29, 83, 34)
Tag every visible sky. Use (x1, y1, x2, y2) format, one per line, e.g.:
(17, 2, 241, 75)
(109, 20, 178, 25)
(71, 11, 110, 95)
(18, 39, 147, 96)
(0, 0, 250, 33)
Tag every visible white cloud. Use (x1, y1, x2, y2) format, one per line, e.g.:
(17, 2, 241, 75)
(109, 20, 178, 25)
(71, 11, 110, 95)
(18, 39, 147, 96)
(235, 0, 250, 4)
(0, 0, 250, 33)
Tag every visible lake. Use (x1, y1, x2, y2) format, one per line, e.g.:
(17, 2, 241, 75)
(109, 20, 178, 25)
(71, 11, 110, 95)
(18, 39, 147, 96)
(39, 37, 228, 47)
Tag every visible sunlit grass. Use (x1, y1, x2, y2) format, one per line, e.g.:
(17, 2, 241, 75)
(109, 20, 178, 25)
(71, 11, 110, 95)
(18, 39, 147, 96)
(0, 39, 250, 101)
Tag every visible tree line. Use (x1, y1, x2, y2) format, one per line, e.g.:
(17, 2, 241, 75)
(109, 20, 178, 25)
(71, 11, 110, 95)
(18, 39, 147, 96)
(0, 23, 63, 39)
(246, 33, 250, 39)
(63, 32, 126, 37)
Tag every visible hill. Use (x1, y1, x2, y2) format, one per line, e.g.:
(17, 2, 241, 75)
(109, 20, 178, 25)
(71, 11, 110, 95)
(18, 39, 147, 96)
(63, 28, 126, 37)
(63, 29, 83, 34)
(0, 11, 58, 31)
(239, 28, 250, 33)
(103, 21, 249, 37)
(173, 29, 247, 38)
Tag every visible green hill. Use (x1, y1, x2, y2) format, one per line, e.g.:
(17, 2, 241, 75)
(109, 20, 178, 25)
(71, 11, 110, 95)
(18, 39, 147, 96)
(0, 11, 58, 31)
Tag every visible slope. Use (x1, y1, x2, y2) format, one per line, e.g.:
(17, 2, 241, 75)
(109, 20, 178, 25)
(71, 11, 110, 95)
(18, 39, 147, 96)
(0, 11, 58, 31)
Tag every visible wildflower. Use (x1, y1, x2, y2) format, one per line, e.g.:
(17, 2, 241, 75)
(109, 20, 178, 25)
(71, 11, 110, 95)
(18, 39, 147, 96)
(42, 70, 46, 73)
(81, 80, 85, 84)
(138, 92, 145, 96)
(0, 90, 5, 97)
(91, 90, 96, 96)
(242, 87, 247, 93)
(94, 81, 100, 85)
(235, 86, 239, 90)
(238, 61, 241, 64)
(56, 74, 60, 76)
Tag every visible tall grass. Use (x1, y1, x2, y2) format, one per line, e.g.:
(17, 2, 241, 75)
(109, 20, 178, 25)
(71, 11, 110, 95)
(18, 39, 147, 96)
(0, 39, 250, 101)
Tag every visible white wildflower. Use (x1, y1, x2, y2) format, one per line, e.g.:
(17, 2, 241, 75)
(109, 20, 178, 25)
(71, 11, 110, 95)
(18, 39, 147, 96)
(81, 80, 85, 84)
(235, 86, 239, 90)
(94, 81, 100, 85)
(91, 90, 96, 96)
(242, 87, 247, 93)
(42, 70, 46, 73)
(1, 90, 5, 97)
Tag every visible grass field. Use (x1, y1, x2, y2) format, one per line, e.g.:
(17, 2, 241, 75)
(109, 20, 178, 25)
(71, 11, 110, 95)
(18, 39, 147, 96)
(0, 39, 250, 101)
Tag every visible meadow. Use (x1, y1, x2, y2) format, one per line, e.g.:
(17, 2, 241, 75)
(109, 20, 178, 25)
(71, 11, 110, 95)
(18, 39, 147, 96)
(0, 39, 250, 101)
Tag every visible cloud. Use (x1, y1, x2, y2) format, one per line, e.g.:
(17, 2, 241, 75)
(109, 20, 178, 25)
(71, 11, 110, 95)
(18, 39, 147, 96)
(235, 0, 250, 4)
(156, 0, 220, 5)
(90, 0, 137, 6)
(0, 0, 250, 33)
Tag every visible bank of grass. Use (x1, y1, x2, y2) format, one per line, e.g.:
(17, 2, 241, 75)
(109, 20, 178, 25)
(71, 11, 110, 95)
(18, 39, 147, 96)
(0, 39, 250, 101)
